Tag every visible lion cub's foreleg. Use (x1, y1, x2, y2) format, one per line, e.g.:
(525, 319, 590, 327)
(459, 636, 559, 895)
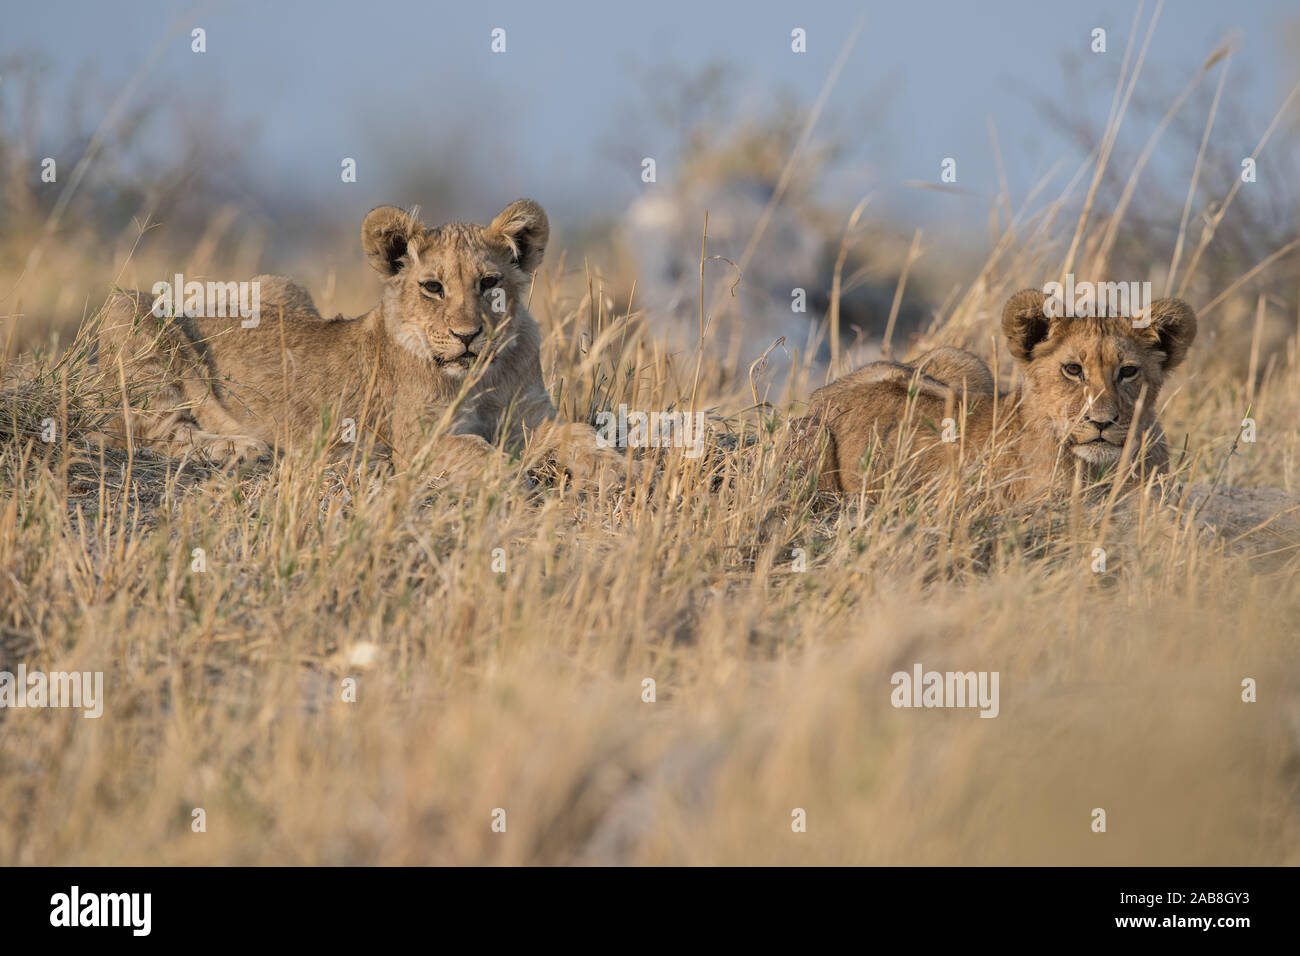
(424, 433, 501, 483)
(526, 418, 637, 486)
(410, 421, 634, 490)
(496, 386, 636, 487)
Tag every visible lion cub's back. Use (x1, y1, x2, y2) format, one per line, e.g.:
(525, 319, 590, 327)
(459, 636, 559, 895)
(251, 274, 340, 322)
(813, 347, 993, 407)
(97, 277, 372, 430)
(806, 347, 996, 491)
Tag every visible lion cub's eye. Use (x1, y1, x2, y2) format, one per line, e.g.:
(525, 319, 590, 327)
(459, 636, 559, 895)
(1118, 365, 1140, 381)
(1062, 362, 1084, 379)
(419, 280, 444, 297)
(479, 275, 501, 292)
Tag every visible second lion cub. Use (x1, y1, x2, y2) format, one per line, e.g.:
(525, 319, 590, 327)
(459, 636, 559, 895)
(799, 289, 1197, 499)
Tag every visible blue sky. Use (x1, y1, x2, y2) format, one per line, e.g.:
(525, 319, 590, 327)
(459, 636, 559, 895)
(5, 0, 1297, 232)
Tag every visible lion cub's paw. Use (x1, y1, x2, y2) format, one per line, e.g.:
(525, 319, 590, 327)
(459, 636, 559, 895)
(543, 422, 642, 491)
(197, 435, 272, 473)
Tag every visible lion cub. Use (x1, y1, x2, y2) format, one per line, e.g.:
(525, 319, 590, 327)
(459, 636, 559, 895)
(801, 289, 1197, 499)
(97, 200, 629, 484)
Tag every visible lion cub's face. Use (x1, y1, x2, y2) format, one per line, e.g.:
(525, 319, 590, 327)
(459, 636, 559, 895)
(362, 200, 549, 377)
(1001, 289, 1197, 466)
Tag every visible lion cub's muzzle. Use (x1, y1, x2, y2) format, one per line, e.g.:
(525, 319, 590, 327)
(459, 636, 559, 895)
(1069, 419, 1132, 463)
(435, 325, 485, 367)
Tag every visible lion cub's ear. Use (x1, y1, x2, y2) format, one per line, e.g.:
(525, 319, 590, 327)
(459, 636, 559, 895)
(488, 199, 549, 273)
(1137, 298, 1197, 372)
(362, 206, 422, 277)
(1001, 289, 1053, 363)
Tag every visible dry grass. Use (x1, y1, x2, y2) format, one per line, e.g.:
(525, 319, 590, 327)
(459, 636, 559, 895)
(2, 242, 1298, 864)
(3, 16, 1300, 865)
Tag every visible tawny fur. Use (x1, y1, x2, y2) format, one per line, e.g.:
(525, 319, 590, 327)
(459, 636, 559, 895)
(96, 201, 630, 484)
(798, 289, 1197, 499)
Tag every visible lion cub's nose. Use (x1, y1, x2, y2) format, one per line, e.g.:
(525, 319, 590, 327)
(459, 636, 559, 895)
(451, 327, 482, 347)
